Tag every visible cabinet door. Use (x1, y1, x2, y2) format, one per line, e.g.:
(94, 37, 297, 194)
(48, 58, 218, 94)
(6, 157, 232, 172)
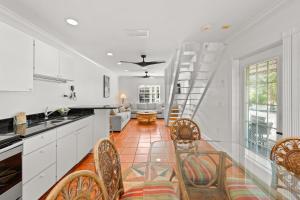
(59, 51, 74, 80)
(34, 39, 59, 77)
(57, 133, 77, 180)
(0, 21, 33, 91)
(77, 123, 93, 162)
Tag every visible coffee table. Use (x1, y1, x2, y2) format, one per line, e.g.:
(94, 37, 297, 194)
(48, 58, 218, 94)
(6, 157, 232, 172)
(136, 111, 157, 124)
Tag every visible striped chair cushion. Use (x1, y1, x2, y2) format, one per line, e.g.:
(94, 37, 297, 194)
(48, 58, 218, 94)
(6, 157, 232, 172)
(121, 181, 179, 200)
(226, 177, 271, 200)
(183, 155, 216, 185)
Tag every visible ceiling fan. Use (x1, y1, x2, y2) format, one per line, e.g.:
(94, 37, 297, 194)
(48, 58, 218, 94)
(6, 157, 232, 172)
(120, 55, 165, 67)
(135, 71, 151, 78)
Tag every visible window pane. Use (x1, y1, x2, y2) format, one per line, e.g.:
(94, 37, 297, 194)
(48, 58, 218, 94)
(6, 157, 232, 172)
(268, 67, 277, 83)
(268, 105, 277, 129)
(257, 85, 268, 105)
(247, 65, 256, 84)
(257, 62, 268, 83)
(248, 86, 257, 105)
(268, 83, 277, 105)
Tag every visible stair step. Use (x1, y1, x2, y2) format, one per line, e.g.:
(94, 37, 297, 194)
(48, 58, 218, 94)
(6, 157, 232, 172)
(177, 86, 205, 88)
(176, 98, 199, 100)
(179, 70, 209, 73)
(169, 117, 179, 120)
(176, 93, 203, 94)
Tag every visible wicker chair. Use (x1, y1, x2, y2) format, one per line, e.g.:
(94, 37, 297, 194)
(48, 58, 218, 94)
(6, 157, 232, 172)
(270, 137, 300, 176)
(270, 137, 300, 199)
(93, 139, 179, 200)
(170, 118, 201, 142)
(169, 118, 217, 188)
(46, 170, 108, 200)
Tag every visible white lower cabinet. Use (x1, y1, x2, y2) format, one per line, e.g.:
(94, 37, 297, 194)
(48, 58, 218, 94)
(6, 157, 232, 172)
(56, 133, 77, 180)
(77, 121, 93, 162)
(23, 164, 56, 200)
(22, 116, 95, 200)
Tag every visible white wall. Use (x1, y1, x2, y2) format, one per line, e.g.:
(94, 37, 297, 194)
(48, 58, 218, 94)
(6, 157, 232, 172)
(118, 76, 165, 104)
(194, 0, 300, 141)
(0, 8, 118, 119)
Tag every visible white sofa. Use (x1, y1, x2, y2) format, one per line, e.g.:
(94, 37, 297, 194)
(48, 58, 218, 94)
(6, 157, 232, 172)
(110, 111, 131, 132)
(130, 103, 165, 119)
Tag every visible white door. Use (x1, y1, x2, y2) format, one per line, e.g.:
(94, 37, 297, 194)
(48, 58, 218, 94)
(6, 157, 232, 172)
(34, 40, 59, 77)
(0, 21, 33, 91)
(56, 133, 77, 180)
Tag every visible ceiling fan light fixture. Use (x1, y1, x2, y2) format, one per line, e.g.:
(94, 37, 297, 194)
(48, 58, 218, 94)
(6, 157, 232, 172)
(117, 62, 122, 65)
(222, 24, 231, 30)
(66, 18, 79, 26)
(201, 24, 211, 32)
(107, 52, 113, 56)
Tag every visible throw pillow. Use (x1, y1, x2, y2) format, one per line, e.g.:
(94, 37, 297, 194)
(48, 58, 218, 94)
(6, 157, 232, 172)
(119, 106, 126, 112)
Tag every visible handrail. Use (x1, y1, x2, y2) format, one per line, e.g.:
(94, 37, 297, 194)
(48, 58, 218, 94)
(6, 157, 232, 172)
(166, 49, 181, 125)
(191, 44, 226, 119)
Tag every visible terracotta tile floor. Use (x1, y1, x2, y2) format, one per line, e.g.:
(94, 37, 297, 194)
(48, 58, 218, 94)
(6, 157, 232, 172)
(40, 119, 170, 199)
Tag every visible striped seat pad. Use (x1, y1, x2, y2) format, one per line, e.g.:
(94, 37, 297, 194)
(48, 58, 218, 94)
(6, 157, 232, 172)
(226, 177, 271, 200)
(183, 155, 216, 185)
(121, 181, 179, 200)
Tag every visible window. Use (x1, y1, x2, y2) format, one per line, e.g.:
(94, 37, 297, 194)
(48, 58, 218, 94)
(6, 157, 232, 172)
(139, 85, 160, 103)
(244, 57, 279, 152)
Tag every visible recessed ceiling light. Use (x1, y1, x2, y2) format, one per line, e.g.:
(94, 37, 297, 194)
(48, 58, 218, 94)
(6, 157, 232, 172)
(124, 69, 129, 72)
(201, 24, 211, 32)
(66, 18, 79, 26)
(107, 52, 113, 56)
(117, 62, 122, 65)
(222, 24, 231, 30)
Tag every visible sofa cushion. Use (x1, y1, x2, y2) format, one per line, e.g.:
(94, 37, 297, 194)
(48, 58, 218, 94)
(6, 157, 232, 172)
(147, 103, 156, 110)
(131, 103, 137, 110)
(137, 103, 147, 110)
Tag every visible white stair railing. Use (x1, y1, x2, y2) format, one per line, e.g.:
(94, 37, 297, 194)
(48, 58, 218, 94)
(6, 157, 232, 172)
(166, 42, 225, 125)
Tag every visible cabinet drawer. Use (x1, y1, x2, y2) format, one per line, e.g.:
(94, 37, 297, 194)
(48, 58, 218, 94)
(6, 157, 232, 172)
(23, 164, 56, 200)
(56, 117, 92, 139)
(56, 120, 81, 139)
(23, 129, 56, 155)
(23, 142, 56, 183)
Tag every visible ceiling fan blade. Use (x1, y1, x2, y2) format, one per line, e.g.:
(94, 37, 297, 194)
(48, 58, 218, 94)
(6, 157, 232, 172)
(120, 61, 138, 64)
(143, 61, 166, 66)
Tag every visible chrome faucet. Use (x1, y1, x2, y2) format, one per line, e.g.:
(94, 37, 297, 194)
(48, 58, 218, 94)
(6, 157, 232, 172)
(44, 107, 56, 120)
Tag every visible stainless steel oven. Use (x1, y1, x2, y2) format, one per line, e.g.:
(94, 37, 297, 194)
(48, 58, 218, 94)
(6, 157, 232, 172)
(0, 142, 22, 200)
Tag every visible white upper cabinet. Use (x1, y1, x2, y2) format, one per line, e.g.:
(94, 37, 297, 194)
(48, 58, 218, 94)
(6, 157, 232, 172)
(34, 39, 59, 77)
(59, 51, 74, 80)
(0, 21, 33, 91)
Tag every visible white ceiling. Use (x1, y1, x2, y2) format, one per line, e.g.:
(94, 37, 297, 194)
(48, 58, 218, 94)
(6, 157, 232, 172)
(0, 0, 279, 76)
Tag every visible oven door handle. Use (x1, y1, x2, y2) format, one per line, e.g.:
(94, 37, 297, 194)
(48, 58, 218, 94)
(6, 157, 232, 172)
(0, 142, 23, 161)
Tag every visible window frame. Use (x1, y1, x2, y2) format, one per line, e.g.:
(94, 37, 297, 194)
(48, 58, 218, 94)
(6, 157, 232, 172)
(240, 45, 282, 148)
(244, 58, 279, 142)
(138, 85, 161, 103)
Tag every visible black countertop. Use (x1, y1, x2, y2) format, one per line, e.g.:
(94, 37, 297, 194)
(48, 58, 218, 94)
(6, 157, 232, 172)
(0, 108, 94, 144)
(15, 114, 94, 138)
(70, 105, 120, 109)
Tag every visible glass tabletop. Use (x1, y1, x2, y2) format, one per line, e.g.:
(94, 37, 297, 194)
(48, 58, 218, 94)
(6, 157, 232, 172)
(146, 140, 300, 200)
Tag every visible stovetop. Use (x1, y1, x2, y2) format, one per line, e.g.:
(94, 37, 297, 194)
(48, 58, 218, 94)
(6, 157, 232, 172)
(0, 133, 21, 149)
